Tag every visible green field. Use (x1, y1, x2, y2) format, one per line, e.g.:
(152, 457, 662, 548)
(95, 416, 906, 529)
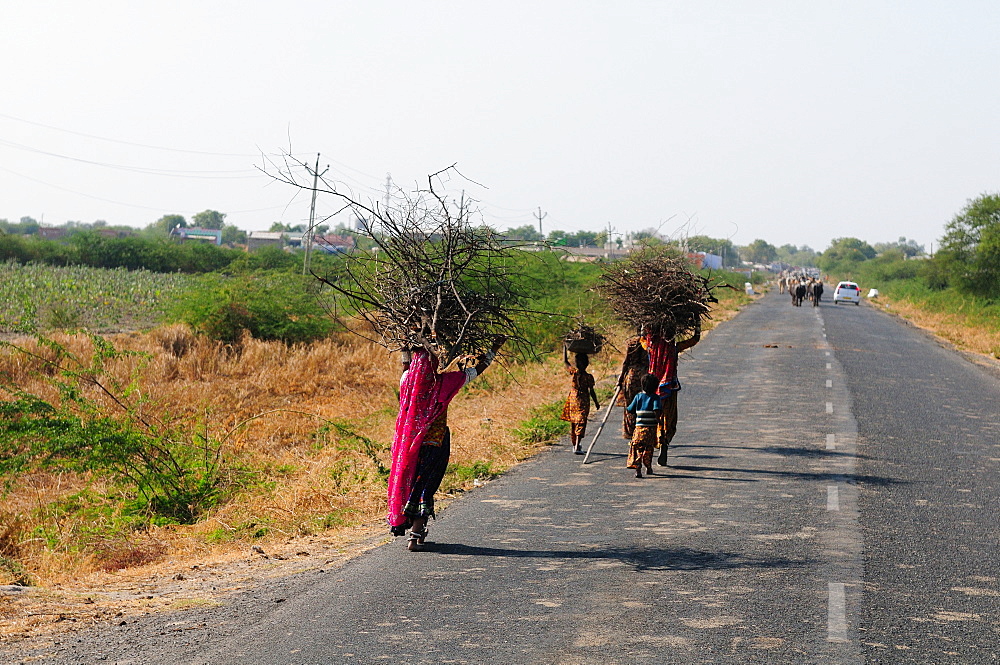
(0, 261, 192, 333)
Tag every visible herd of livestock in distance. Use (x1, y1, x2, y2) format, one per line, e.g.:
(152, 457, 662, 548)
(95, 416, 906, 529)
(777, 271, 824, 307)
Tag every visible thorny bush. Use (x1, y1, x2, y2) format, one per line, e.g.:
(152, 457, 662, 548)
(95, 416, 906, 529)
(0, 335, 231, 523)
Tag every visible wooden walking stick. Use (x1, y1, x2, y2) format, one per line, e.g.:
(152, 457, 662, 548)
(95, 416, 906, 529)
(582, 384, 621, 464)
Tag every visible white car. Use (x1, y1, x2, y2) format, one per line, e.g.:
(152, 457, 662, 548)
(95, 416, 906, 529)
(833, 281, 861, 305)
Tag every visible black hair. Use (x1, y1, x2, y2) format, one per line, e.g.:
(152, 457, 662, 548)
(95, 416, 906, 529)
(640, 373, 659, 395)
(574, 353, 590, 370)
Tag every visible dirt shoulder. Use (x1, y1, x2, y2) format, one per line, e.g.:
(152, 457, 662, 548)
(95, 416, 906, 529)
(0, 523, 389, 647)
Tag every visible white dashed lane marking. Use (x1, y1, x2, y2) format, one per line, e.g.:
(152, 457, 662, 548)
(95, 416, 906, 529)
(827, 486, 840, 511)
(826, 379, 833, 388)
(828, 582, 848, 642)
(826, 433, 836, 449)
(826, 402, 834, 414)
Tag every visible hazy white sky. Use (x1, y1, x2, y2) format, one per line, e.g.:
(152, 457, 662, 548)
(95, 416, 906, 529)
(2, 1, 998, 252)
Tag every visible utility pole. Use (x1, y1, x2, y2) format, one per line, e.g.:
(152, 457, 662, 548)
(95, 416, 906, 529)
(303, 153, 329, 276)
(534, 206, 547, 238)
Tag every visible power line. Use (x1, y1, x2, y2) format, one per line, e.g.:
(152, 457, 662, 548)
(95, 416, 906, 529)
(0, 138, 259, 179)
(0, 164, 288, 216)
(0, 110, 261, 157)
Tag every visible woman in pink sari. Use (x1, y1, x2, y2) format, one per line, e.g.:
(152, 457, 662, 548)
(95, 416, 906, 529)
(388, 335, 506, 550)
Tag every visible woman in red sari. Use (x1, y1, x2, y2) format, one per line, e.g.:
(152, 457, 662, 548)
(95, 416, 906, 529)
(389, 336, 506, 551)
(644, 323, 700, 466)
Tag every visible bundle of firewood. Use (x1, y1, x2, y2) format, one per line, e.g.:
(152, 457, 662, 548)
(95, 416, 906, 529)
(564, 321, 606, 355)
(597, 249, 717, 338)
(313, 188, 528, 368)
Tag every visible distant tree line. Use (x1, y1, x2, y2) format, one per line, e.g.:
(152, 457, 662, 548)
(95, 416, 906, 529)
(0, 232, 243, 273)
(8, 191, 1000, 298)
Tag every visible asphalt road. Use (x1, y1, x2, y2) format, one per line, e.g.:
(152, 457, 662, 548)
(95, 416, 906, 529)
(7, 290, 999, 664)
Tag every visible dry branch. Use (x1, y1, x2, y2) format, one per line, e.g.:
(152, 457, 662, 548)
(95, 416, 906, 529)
(259, 155, 533, 367)
(597, 248, 719, 339)
(563, 320, 606, 355)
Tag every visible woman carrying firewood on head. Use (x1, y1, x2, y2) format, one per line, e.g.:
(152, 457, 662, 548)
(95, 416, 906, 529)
(389, 335, 507, 551)
(646, 321, 701, 466)
(560, 347, 600, 455)
(615, 333, 650, 439)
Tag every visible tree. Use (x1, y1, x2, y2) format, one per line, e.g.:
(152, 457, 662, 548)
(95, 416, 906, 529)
(775, 243, 817, 268)
(547, 230, 567, 245)
(147, 214, 187, 236)
(192, 210, 226, 230)
(221, 225, 247, 245)
(504, 224, 544, 242)
(816, 237, 876, 272)
(18, 217, 40, 234)
(936, 193, 1000, 296)
(824, 237, 876, 262)
(563, 230, 599, 247)
(633, 228, 665, 245)
(268, 221, 308, 233)
(874, 236, 924, 258)
(686, 235, 738, 267)
(742, 239, 778, 264)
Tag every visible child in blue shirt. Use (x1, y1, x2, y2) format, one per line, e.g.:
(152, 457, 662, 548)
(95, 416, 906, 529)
(625, 373, 662, 478)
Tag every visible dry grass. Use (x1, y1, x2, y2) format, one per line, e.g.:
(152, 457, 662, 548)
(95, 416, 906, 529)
(0, 288, 748, 642)
(0, 327, 614, 578)
(868, 296, 1000, 359)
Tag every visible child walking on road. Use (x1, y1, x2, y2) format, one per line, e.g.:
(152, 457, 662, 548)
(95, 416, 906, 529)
(626, 373, 662, 478)
(560, 348, 600, 454)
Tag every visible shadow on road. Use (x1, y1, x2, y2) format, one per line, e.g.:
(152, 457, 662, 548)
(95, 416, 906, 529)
(757, 445, 871, 460)
(687, 443, 872, 461)
(666, 463, 902, 487)
(428, 543, 812, 572)
(581, 460, 758, 482)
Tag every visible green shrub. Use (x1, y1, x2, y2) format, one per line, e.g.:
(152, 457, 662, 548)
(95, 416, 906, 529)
(0, 336, 232, 523)
(170, 272, 339, 345)
(446, 460, 500, 482)
(513, 400, 570, 444)
(0, 232, 243, 274)
(0, 555, 33, 586)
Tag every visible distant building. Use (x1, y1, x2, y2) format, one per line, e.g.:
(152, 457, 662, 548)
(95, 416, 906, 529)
(560, 246, 618, 262)
(313, 234, 357, 253)
(174, 227, 222, 245)
(38, 227, 68, 240)
(284, 232, 357, 254)
(247, 231, 285, 251)
(688, 252, 723, 270)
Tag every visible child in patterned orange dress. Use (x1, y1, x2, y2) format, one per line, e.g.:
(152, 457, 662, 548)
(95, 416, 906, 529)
(560, 347, 600, 454)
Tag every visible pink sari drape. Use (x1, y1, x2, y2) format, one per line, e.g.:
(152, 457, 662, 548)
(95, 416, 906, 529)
(387, 351, 468, 529)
